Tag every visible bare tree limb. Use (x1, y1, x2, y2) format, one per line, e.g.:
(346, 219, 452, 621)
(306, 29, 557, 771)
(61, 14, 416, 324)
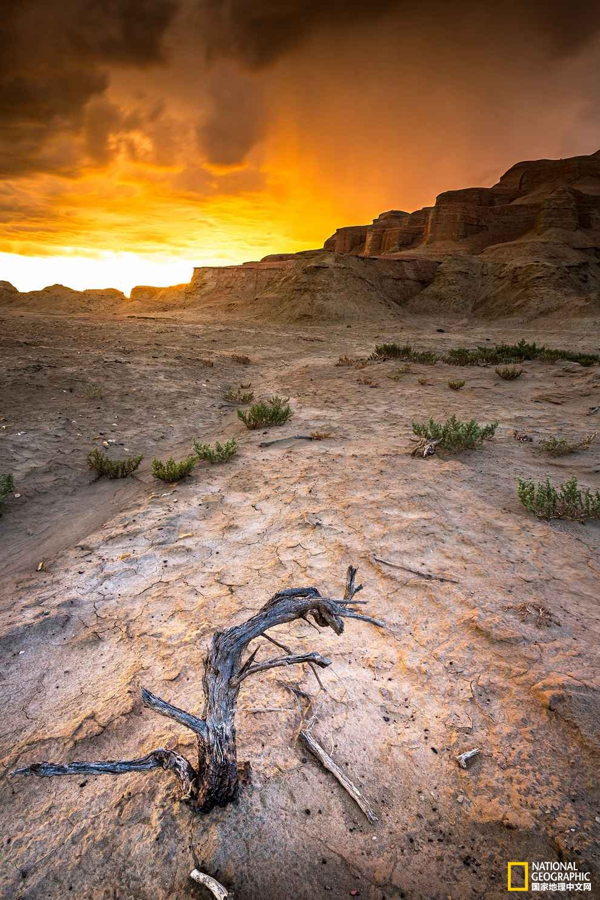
(141, 689, 208, 742)
(233, 651, 332, 685)
(190, 869, 229, 898)
(13, 566, 387, 814)
(300, 730, 378, 825)
(373, 555, 459, 584)
(12, 749, 197, 798)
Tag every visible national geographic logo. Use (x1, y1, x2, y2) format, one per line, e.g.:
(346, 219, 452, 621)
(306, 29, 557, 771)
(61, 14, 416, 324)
(508, 863, 529, 892)
(508, 861, 592, 892)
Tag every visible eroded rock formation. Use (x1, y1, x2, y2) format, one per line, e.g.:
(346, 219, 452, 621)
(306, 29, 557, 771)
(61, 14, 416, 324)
(324, 150, 600, 254)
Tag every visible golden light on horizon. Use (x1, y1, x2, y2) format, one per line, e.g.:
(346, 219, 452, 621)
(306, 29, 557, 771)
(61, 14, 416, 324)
(2, 0, 600, 296)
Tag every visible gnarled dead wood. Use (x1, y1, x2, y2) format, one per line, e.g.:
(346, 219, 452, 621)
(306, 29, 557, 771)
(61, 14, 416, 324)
(190, 869, 229, 898)
(12, 565, 386, 814)
(299, 730, 378, 825)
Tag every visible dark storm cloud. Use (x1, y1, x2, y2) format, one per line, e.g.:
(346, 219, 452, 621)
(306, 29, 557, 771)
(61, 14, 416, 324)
(196, 0, 600, 67)
(2, 0, 600, 176)
(0, 0, 177, 175)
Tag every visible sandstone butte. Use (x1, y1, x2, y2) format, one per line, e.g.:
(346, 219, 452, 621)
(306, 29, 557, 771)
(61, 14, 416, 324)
(2, 148, 600, 322)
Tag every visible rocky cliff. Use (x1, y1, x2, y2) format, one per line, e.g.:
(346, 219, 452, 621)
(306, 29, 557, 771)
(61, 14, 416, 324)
(3, 150, 600, 322)
(324, 150, 600, 255)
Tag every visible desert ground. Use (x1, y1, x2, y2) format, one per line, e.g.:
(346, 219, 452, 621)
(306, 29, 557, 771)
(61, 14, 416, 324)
(1, 309, 599, 899)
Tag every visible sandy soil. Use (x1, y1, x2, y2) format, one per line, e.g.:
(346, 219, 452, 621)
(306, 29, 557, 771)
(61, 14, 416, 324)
(1, 311, 599, 900)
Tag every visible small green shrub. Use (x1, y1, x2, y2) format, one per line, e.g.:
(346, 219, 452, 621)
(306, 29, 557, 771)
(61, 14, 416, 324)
(517, 476, 600, 520)
(0, 474, 15, 513)
(496, 367, 523, 380)
(87, 449, 143, 479)
(412, 415, 498, 453)
(151, 456, 196, 482)
(445, 340, 599, 367)
(224, 388, 254, 403)
(237, 396, 293, 429)
(194, 438, 238, 463)
(388, 364, 411, 381)
(371, 343, 438, 365)
(537, 432, 596, 457)
(448, 379, 465, 390)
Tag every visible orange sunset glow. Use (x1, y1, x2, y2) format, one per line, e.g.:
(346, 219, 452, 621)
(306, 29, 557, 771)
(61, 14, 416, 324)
(2, 0, 600, 293)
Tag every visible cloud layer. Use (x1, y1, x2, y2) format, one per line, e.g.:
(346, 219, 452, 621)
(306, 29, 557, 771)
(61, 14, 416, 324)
(1, 0, 600, 283)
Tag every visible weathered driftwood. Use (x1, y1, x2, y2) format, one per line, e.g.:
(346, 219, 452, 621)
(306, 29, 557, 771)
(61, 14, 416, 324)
(299, 729, 378, 825)
(259, 434, 314, 447)
(190, 869, 229, 898)
(456, 748, 481, 769)
(410, 438, 440, 458)
(373, 555, 459, 585)
(12, 566, 385, 814)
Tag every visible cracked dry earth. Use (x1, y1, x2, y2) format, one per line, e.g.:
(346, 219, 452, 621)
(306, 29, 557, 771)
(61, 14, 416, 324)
(1, 311, 600, 900)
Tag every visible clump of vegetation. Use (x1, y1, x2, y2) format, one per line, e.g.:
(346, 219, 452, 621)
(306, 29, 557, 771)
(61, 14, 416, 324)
(152, 456, 196, 482)
(496, 366, 524, 380)
(336, 355, 357, 366)
(310, 431, 332, 440)
(412, 415, 498, 453)
(514, 602, 558, 628)
(230, 354, 251, 365)
(83, 384, 103, 400)
(237, 396, 293, 429)
(87, 449, 143, 479)
(517, 476, 600, 521)
(445, 340, 600, 367)
(0, 474, 15, 513)
(448, 379, 465, 390)
(371, 343, 438, 365)
(223, 387, 254, 404)
(537, 432, 596, 457)
(194, 438, 238, 463)
(388, 364, 411, 380)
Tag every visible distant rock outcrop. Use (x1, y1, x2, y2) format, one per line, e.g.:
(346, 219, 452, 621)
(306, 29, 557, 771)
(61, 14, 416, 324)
(0, 283, 125, 313)
(3, 150, 600, 321)
(324, 151, 600, 255)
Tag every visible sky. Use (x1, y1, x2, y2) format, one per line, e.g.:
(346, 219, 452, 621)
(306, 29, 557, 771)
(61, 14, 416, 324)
(2, 0, 600, 294)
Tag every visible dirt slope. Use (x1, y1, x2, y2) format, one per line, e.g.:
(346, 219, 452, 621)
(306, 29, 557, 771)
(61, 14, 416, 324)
(1, 313, 599, 899)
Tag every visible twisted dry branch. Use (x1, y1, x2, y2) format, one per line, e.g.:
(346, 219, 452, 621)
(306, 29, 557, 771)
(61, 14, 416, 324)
(12, 565, 386, 813)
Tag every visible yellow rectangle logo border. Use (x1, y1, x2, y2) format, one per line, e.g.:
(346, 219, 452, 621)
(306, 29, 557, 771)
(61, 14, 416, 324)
(508, 862, 529, 891)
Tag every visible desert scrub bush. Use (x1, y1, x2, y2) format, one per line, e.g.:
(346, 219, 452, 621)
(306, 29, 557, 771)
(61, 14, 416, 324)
(496, 366, 523, 380)
(517, 476, 600, 521)
(237, 396, 293, 429)
(445, 340, 600, 367)
(448, 379, 465, 390)
(388, 364, 411, 381)
(87, 449, 143, 479)
(537, 432, 596, 457)
(0, 474, 15, 513)
(223, 387, 254, 403)
(371, 343, 438, 364)
(152, 456, 196, 482)
(194, 438, 238, 463)
(412, 415, 498, 452)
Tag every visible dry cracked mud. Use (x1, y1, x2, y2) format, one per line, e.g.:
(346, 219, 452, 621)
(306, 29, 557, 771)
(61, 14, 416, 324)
(1, 311, 599, 899)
